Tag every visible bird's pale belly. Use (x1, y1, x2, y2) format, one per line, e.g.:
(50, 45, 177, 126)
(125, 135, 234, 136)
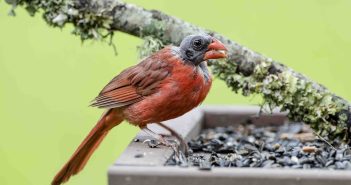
(123, 75, 210, 127)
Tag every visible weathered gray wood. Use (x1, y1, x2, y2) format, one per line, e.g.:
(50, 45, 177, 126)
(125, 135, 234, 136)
(203, 105, 288, 128)
(109, 106, 351, 185)
(114, 107, 203, 166)
(109, 166, 351, 185)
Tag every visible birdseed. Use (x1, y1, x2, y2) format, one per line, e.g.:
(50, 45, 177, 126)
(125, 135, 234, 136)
(166, 122, 351, 170)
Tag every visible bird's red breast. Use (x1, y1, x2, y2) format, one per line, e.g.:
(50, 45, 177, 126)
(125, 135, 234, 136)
(91, 46, 212, 126)
(124, 46, 212, 126)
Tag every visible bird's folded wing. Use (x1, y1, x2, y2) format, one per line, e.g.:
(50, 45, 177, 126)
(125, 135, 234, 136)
(90, 59, 171, 109)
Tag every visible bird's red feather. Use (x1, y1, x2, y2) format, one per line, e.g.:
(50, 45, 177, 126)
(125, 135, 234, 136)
(53, 43, 215, 185)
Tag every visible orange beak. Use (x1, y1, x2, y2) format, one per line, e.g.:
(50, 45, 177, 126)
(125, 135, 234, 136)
(204, 38, 228, 60)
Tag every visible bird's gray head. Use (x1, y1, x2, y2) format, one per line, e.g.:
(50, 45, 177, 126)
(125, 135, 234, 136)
(179, 34, 227, 65)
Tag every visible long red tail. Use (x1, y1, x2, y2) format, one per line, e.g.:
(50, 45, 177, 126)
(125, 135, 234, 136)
(52, 109, 123, 185)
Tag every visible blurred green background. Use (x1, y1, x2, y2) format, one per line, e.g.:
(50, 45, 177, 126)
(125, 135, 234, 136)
(1, 0, 351, 184)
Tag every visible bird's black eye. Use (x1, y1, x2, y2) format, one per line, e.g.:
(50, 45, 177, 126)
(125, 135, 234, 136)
(192, 39, 204, 51)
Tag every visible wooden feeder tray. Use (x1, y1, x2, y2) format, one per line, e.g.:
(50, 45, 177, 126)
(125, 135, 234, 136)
(108, 106, 351, 185)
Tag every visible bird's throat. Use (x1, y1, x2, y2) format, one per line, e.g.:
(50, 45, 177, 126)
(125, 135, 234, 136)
(198, 62, 211, 82)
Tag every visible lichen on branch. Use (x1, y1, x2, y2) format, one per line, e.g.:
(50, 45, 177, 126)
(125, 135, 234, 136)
(5, 0, 351, 143)
(6, 0, 118, 41)
(137, 36, 164, 59)
(212, 57, 350, 141)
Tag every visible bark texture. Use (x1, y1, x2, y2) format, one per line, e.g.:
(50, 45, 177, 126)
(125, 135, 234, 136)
(6, 0, 351, 142)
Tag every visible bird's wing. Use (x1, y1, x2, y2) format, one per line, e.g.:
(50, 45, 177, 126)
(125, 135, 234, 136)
(90, 59, 171, 109)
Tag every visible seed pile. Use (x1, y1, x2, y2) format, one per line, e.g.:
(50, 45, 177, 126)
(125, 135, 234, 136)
(167, 122, 351, 170)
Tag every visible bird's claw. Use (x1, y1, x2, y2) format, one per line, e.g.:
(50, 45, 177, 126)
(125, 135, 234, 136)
(141, 124, 189, 164)
(143, 139, 161, 148)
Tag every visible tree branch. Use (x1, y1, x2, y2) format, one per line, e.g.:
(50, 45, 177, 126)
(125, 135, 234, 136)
(6, 0, 351, 142)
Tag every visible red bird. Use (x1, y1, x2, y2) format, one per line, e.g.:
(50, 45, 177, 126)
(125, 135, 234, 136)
(52, 34, 227, 185)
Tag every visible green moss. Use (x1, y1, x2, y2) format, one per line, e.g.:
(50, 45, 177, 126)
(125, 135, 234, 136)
(212, 58, 350, 142)
(137, 36, 164, 59)
(8, 0, 117, 41)
(141, 20, 166, 40)
(8, 0, 171, 57)
(136, 20, 167, 58)
(137, 20, 173, 58)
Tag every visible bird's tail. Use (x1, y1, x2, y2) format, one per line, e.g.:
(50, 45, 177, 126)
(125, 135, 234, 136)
(51, 109, 123, 185)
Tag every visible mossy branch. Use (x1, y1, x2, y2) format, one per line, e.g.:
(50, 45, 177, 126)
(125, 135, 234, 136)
(5, 0, 351, 143)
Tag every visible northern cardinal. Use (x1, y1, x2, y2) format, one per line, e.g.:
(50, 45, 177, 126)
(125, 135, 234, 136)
(52, 34, 227, 185)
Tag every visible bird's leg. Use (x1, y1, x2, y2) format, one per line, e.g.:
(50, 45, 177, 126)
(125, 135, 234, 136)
(156, 122, 189, 156)
(140, 124, 188, 166)
(141, 126, 184, 163)
(140, 126, 172, 147)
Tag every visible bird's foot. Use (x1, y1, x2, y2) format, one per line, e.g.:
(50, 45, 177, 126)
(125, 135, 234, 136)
(172, 146, 188, 166)
(156, 122, 190, 156)
(141, 127, 174, 147)
(140, 124, 189, 165)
